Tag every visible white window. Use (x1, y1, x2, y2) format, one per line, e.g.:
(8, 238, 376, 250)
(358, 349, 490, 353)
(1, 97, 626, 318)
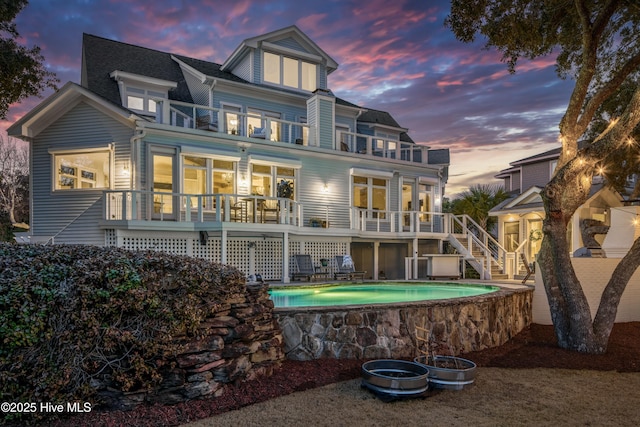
(247, 108, 281, 141)
(263, 51, 317, 91)
(53, 149, 111, 190)
(183, 155, 236, 209)
(251, 164, 296, 199)
(110, 71, 176, 117)
(125, 86, 166, 115)
(352, 175, 388, 219)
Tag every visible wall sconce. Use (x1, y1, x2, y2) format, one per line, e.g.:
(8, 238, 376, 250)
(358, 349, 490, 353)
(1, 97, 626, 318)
(122, 162, 130, 177)
(239, 174, 248, 187)
(321, 184, 329, 193)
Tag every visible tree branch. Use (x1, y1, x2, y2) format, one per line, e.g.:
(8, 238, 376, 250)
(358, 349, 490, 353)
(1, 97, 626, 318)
(576, 50, 640, 134)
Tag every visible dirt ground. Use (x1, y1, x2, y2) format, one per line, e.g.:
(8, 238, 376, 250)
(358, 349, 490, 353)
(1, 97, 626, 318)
(54, 322, 640, 426)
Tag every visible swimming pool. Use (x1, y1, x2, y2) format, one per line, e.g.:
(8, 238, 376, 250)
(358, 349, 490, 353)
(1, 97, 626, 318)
(269, 282, 499, 308)
(272, 282, 533, 361)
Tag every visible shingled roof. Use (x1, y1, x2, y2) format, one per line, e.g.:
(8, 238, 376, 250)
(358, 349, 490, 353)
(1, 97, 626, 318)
(82, 33, 417, 144)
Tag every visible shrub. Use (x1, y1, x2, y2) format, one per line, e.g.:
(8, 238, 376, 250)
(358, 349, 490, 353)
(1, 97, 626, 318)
(0, 243, 245, 424)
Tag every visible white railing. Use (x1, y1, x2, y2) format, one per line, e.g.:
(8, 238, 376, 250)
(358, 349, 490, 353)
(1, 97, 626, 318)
(350, 208, 447, 233)
(154, 100, 429, 164)
(337, 130, 428, 163)
(156, 100, 311, 145)
(105, 191, 302, 225)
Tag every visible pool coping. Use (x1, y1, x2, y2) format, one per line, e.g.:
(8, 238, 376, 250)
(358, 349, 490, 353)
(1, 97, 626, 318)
(270, 280, 531, 314)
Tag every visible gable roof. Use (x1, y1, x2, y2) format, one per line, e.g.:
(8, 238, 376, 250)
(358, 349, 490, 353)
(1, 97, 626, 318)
(221, 25, 338, 74)
(7, 82, 137, 139)
(82, 34, 193, 105)
(78, 32, 411, 141)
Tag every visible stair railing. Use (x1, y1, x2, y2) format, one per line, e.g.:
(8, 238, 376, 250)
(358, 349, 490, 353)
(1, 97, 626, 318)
(449, 214, 509, 278)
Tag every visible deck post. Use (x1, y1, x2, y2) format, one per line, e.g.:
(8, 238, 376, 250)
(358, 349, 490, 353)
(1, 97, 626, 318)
(282, 231, 290, 283)
(221, 229, 227, 264)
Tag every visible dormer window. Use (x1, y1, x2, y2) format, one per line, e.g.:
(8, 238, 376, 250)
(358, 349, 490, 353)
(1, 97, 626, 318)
(110, 70, 177, 116)
(263, 51, 317, 91)
(125, 87, 166, 114)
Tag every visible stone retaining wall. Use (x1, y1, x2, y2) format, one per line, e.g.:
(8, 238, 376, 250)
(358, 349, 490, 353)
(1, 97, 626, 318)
(96, 283, 285, 410)
(276, 286, 532, 360)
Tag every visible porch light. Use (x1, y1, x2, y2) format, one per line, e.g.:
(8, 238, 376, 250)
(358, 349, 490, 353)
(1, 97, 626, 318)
(321, 183, 329, 193)
(122, 162, 130, 177)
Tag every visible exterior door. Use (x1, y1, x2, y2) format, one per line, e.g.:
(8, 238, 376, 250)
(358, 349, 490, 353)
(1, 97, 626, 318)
(402, 181, 414, 229)
(504, 221, 520, 252)
(527, 219, 543, 261)
(151, 152, 176, 220)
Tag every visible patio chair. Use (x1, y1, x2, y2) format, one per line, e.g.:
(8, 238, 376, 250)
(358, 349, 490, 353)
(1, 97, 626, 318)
(520, 253, 534, 284)
(292, 254, 319, 281)
(334, 255, 366, 281)
(260, 199, 279, 223)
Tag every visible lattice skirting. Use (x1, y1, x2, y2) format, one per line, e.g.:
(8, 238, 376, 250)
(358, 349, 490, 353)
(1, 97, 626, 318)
(104, 229, 349, 281)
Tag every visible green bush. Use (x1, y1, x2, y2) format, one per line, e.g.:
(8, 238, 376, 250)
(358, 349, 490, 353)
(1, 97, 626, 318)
(0, 243, 245, 424)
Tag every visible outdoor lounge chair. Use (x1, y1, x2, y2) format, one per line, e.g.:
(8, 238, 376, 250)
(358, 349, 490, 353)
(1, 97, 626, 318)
(334, 255, 366, 281)
(292, 254, 325, 281)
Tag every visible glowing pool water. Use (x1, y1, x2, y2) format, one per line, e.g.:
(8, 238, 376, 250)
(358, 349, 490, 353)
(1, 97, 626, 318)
(269, 282, 499, 308)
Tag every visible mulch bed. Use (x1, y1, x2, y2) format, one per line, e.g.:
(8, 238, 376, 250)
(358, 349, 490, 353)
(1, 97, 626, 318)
(49, 322, 640, 427)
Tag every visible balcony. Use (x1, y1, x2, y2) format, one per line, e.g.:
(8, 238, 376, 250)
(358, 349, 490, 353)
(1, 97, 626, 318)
(104, 190, 448, 235)
(105, 191, 301, 226)
(154, 100, 429, 164)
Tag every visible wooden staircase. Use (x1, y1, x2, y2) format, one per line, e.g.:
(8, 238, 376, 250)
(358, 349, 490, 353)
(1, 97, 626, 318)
(447, 214, 509, 280)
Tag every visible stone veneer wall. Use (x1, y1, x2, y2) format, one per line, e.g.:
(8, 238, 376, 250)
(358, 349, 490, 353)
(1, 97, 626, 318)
(97, 283, 285, 410)
(276, 286, 532, 360)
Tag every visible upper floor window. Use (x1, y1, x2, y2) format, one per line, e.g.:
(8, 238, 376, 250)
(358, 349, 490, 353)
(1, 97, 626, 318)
(550, 159, 558, 178)
(125, 87, 166, 115)
(52, 148, 111, 191)
(263, 51, 317, 91)
(110, 70, 176, 117)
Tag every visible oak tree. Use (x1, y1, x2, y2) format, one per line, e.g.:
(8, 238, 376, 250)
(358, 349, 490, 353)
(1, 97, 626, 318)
(447, 0, 640, 353)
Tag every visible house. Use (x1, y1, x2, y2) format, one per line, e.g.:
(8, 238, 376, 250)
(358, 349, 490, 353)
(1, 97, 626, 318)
(490, 145, 631, 276)
(8, 25, 496, 282)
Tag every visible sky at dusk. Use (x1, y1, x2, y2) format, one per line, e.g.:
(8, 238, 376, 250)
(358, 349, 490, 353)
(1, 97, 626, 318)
(1, 0, 576, 195)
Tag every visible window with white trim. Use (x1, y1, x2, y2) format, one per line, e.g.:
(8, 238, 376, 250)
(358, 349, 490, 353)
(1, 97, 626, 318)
(53, 149, 111, 190)
(125, 87, 166, 115)
(352, 175, 388, 219)
(251, 164, 296, 199)
(247, 108, 281, 141)
(263, 51, 317, 91)
(182, 155, 236, 209)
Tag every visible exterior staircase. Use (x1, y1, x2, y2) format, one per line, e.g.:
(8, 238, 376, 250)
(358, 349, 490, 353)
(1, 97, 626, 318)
(446, 214, 509, 280)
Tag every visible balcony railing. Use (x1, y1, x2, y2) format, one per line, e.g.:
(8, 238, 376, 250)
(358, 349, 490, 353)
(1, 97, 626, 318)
(105, 190, 450, 234)
(337, 130, 427, 163)
(154, 100, 429, 164)
(156, 100, 310, 145)
(350, 208, 447, 233)
(105, 191, 301, 226)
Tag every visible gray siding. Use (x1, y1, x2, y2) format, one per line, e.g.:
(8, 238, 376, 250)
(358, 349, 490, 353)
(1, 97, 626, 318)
(183, 68, 209, 107)
(522, 162, 549, 190)
(235, 53, 252, 82)
(317, 98, 334, 150)
(31, 102, 133, 244)
(273, 37, 308, 53)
